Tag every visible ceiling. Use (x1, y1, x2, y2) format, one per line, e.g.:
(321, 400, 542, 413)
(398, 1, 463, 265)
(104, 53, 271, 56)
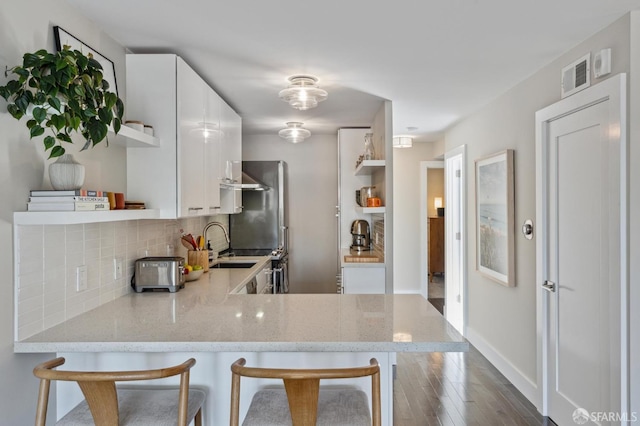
(66, 0, 640, 143)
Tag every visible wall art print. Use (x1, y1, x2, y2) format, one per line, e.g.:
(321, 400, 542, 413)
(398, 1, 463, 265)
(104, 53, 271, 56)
(475, 149, 515, 286)
(53, 26, 118, 97)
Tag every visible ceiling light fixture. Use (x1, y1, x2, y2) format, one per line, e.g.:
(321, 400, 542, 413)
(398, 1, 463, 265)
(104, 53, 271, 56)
(279, 75, 328, 111)
(392, 136, 413, 148)
(278, 122, 311, 144)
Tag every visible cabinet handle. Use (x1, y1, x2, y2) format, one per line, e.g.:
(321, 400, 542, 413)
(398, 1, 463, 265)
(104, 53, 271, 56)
(188, 207, 204, 211)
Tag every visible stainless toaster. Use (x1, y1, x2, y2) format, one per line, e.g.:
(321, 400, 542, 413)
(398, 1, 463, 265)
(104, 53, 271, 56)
(132, 256, 185, 293)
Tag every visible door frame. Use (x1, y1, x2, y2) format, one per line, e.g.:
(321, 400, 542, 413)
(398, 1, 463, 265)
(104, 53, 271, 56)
(535, 73, 628, 415)
(420, 160, 444, 300)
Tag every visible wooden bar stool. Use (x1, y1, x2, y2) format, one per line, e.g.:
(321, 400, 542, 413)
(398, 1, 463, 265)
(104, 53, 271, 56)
(230, 358, 381, 426)
(33, 357, 205, 426)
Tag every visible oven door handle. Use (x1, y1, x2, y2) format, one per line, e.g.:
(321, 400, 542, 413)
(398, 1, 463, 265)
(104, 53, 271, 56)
(272, 267, 283, 294)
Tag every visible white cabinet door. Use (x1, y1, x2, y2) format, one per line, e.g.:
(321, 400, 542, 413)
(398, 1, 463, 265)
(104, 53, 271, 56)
(126, 55, 179, 218)
(219, 99, 242, 214)
(342, 266, 385, 294)
(177, 58, 207, 217)
(204, 88, 222, 214)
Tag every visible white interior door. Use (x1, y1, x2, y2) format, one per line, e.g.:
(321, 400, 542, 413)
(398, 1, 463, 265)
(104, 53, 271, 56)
(444, 146, 466, 335)
(536, 74, 627, 425)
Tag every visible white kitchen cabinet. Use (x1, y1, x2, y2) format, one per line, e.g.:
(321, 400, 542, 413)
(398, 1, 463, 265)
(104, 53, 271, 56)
(126, 54, 237, 218)
(342, 266, 385, 294)
(177, 59, 208, 217)
(219, 99, 242, 213)
(204, 87, 223, 213)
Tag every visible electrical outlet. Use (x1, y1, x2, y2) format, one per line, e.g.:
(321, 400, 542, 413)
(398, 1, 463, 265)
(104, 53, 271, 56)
(76, 265, 88, 292)
(113, 258, 123, 280)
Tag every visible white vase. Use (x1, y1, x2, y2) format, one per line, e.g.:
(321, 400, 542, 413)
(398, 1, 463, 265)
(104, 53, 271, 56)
(48, 154, 85, 190)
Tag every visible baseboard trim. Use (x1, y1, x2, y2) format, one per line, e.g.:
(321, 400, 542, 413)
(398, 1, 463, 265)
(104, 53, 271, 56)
(466, 327, 541, 410)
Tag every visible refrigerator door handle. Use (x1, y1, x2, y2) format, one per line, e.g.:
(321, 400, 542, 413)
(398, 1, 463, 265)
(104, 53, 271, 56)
(281, 226, 289, 252)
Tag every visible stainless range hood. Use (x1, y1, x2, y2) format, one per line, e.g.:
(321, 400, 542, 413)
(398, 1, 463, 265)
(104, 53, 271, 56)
(220, 171, 270, 191)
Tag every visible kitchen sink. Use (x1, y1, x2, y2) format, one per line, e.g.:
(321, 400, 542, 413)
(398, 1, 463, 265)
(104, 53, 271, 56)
(211, 262, 256, 269)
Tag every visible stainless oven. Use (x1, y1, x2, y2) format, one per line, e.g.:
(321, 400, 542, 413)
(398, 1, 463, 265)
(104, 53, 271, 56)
(271, 253, 288, 294)
(227, 248, 289, 294)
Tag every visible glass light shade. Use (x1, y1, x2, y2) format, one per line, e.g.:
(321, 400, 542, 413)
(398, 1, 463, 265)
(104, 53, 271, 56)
(393, 136, 413, 148)
(279, 75, 328, 111)
(434, 197, 443, 209)
(278, 122, 311, 144)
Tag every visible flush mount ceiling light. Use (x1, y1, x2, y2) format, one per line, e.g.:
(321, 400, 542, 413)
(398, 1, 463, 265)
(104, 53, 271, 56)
(278, 75, 328, 111)
(393, 136, 413, 148)
(278, 122, 311, 144)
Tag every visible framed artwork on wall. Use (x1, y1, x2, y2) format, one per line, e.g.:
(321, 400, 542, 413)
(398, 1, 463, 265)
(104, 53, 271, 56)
(53, 26, 118, 97)
(475, 149, 515, 286)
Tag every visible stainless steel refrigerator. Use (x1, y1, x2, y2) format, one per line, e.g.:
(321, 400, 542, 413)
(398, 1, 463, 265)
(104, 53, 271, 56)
(229, 161, 289, 292)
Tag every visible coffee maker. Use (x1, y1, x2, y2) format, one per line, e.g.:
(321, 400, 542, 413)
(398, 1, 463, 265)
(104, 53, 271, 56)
(350, 220, 371, 252)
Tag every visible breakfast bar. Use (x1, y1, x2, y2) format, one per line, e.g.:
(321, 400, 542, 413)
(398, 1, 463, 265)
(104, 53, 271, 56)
(15, 257, 468, 425)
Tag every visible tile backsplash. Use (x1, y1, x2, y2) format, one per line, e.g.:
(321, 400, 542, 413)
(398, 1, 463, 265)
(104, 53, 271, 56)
(15, 214, 230, 340)
(371, 213, 385, 259)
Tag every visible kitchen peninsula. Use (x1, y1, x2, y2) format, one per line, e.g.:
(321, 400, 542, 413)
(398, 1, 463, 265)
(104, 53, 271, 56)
(15, 256, 467, 425)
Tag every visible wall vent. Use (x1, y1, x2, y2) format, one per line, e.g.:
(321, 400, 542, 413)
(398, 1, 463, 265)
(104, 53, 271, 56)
(561, 53, 591, 98)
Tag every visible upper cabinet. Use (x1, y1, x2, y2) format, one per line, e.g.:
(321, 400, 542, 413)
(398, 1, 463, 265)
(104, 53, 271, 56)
(218, 98, 243, 214)
(125, 54, 241, 218)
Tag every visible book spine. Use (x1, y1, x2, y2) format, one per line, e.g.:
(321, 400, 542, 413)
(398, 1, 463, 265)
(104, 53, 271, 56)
(29, 190, 107, 197)
(29, 196, 109, 203)
(27, 202, 110, 211)
(78, 190, 106, 197)
(74, 202, 109, 211)
(27, 204, 74, 212)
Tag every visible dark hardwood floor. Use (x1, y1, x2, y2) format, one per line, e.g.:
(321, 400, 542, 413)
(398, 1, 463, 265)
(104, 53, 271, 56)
(394, 347, 555, 426)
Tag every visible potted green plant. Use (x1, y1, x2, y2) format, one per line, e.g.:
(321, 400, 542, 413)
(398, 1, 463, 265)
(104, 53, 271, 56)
(0, 46, 125, 190)
(0, 46, 124, 159)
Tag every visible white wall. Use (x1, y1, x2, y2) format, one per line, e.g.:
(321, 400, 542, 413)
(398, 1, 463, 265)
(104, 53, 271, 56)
(0, 1, 130, 422)
(444, 14, 632, 404)
(392, 141, 444, 294)
(242, 134, 338, 293)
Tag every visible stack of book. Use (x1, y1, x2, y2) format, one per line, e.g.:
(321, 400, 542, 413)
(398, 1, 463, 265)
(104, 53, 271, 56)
(28, 190, 110, 212)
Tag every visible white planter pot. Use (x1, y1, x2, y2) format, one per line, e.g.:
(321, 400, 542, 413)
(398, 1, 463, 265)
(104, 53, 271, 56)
(48, 154, 85, 190)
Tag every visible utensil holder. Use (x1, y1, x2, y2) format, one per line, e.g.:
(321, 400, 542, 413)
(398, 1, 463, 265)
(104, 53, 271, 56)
(187, 250, 209, 273)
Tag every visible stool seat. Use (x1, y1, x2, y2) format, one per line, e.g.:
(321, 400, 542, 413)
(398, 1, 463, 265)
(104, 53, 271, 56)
(57, 388, 206, 425)
(230, 358, 381, 426)
(242, 388, 371, 426)
(33, 357, 204, 426)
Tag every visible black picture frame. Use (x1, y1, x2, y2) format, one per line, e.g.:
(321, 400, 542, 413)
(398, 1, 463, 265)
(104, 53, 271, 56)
(53, 26, 119, 97)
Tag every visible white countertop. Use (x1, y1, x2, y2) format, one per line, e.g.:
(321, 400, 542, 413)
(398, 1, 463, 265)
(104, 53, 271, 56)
(14, 256, 467, 354)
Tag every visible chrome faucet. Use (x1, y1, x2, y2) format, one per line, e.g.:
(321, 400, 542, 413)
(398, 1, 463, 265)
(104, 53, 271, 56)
(203, 221, 230, 244)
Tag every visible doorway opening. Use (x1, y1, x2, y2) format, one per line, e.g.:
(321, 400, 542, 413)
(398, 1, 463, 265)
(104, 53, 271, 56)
(420, 145, 466, 335)
(420, 161, 445, 314)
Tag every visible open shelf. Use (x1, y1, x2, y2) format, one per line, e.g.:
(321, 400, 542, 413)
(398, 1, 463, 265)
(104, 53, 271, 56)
(354, 160, 385, 176)
(109, 125, 160, 148)
(14, 209, 161, 225)
(356, 206, 385, 214)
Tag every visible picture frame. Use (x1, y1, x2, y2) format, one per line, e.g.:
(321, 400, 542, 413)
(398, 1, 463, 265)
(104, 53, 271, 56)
(53, 26, 118, 97)
(475, 149, 515, 286)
